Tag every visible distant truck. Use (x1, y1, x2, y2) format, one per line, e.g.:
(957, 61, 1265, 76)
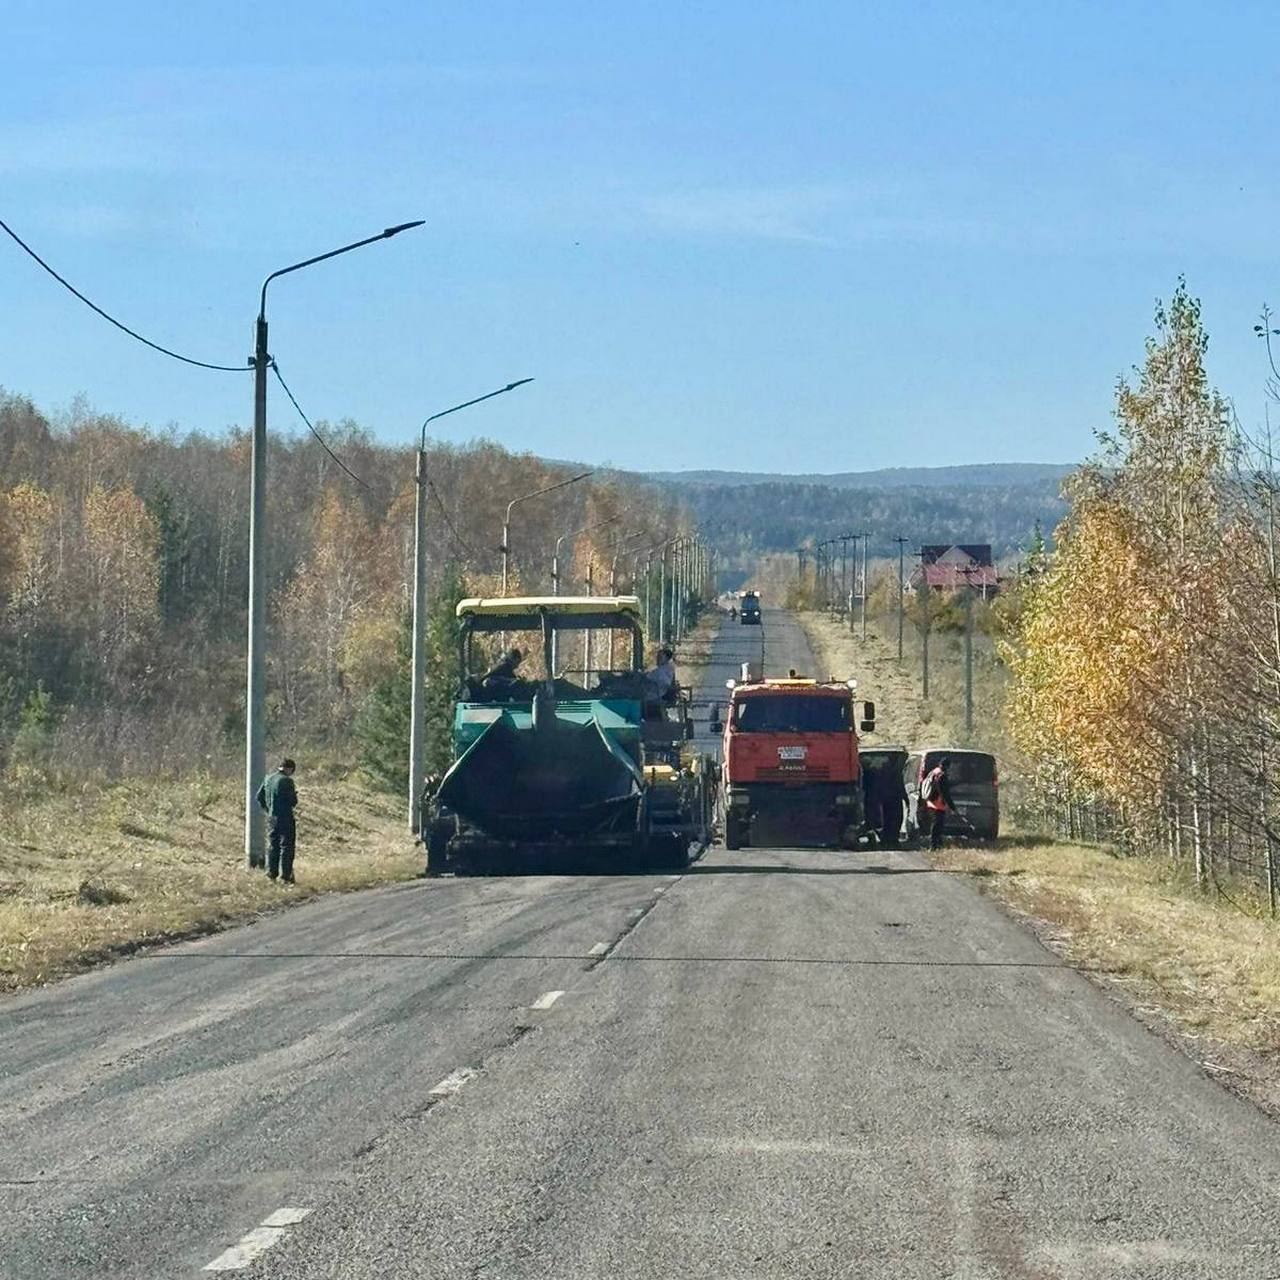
(711, 672, 875, 849)
(739, 590, 762, 625)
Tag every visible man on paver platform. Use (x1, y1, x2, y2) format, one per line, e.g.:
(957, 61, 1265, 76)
(645, 647, 678, 703)
(256, 758, 299, 884)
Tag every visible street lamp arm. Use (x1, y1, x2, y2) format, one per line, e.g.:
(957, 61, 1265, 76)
(259, 219, 426, 317)
(555, 513, 619, 559)
(506, 470, 592, 524)
(419, 378, 534, 450)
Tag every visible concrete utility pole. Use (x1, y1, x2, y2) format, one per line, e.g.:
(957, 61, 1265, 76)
(245, 218, 424, 867)
(918, 548, 930, 700)
(963, 567, 975, 739)
(657, 537, 677, 644)
(860, 532, 869, 642)
(500, 471, 591, 596)
(840, 536, 850, 618)
(674, 537, 688, 642)
(552, 516, 618, 595)
(407, 378, 532, 834)
(643, 550, 656, 638)
(846, 534, 859, 631)
(893, 536, 909, 661)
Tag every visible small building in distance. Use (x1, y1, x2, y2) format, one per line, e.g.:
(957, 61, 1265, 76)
(919, 544, 1000, 595)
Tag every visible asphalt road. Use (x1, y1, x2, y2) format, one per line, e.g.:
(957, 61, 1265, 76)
(4, 608, 1280, 1277)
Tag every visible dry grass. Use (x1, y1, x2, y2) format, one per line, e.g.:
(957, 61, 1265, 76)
(794, 611, 933, 746)
(934, 840, 1280, 1051)
(0, 768, 420, 993)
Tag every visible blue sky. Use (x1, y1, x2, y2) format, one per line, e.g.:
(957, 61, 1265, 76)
(2, 1, 1276, 472)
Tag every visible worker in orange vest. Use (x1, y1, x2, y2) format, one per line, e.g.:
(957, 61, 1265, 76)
(922, 756, 954, 851)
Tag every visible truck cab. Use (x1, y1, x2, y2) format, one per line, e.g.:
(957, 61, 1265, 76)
(712, 674, 874, 849)
(739, 590, 762, 625)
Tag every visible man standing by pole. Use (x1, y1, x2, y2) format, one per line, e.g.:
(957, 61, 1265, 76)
(244, 219, 425, 867)
(256, 758, 299, 883)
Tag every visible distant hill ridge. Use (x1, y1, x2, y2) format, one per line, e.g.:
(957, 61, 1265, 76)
(646, 462, 1075, 490)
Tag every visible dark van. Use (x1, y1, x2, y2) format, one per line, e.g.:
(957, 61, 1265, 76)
(905, 748, 999, 841)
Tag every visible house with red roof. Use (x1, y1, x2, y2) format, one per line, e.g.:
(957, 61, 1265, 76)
(918, 544, 1000, 595)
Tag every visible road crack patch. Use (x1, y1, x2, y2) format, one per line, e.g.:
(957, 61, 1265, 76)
(350, 1024, 536, 1161)
(583, 883, 682, 971)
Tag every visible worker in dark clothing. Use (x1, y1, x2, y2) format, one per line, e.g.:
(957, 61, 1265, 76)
(880, 765, 909, 848)
(256, 758, 299, 884)
(481, 647, 524, 689)
(861, 762, 883, 843)
(923, 756, 955, 851)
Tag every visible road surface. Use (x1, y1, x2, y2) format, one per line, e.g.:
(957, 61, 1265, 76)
(3, 608, 1279, 1277)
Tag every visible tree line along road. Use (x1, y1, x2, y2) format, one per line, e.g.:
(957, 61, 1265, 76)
(2, 608, 1279, 1277)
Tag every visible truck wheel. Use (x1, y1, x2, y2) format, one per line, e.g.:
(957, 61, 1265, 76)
(425, 822, 452, 876)
(724, 818, 746, 851)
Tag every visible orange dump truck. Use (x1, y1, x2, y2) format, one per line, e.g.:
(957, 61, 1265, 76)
(712, 672, 875, 849)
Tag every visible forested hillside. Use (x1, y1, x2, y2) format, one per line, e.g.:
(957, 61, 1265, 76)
(0, 392, 685, 783)
(661, 476, 1068, 561)
(648, 462, 1074, 490)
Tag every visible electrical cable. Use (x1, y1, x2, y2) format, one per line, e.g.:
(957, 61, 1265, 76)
(269, 361, 369, 489)
(426, 480, 478, 557)
(0, 216, 247, 372)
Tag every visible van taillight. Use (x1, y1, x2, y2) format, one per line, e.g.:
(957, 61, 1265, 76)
(993, 762, 999, 787)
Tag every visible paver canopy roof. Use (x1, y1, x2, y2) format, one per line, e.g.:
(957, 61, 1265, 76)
(456, 596, 641, 619)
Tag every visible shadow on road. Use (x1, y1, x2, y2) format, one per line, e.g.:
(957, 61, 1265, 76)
(688, 862, 941, 876)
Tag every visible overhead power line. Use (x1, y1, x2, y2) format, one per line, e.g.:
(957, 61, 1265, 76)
(269, 361, 369, 489)
(427, 480, 477, 557)
(0, 215, 247, 372)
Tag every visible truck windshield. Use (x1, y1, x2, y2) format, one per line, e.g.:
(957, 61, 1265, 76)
(734, 696, 849, 733)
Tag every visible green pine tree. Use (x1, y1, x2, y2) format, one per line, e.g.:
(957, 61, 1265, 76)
(354, 566, 466, 793)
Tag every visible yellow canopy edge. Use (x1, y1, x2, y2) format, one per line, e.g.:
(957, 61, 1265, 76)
(456, 595, 642, 620)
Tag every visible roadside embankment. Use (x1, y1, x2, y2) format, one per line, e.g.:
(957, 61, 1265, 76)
(0, 770, 418, 993)
(792, 609, 931, 746)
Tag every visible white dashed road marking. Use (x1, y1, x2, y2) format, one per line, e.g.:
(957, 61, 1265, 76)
(588, 942, 609, 956)
(203, 1207, 312, 1271)
(429, 1066, 478, 1098)
(260, 1207, 312, 1227)
(530, 990, 564, 1010)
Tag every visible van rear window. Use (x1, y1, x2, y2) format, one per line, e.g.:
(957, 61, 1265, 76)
(734, 696, 849, 733)
(926, 753, 995, 783)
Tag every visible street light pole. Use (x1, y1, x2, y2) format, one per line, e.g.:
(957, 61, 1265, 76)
(859, 531, 869, 642)
(501, 471, 591, 596)
(657, 537, 677, 644)
(408, 378, 532, 834)
(245, 219, 424, 868)
(893, 536, 908, 661)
